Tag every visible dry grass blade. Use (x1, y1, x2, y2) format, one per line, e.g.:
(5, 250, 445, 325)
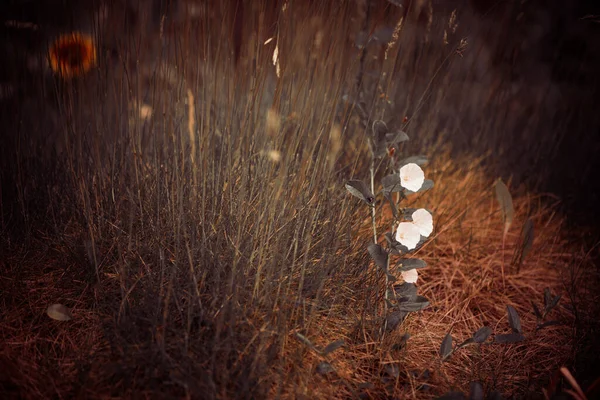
(0, 1, 597, 399)
(561, 367, 587, 400)
(495, 178, 514, 238)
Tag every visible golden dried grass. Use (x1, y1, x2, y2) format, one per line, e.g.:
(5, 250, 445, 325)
(269, 151, 590, 399)
(1, 1, 598, 399)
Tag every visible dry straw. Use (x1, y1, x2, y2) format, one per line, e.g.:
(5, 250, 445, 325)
(1, 1, 597, 399)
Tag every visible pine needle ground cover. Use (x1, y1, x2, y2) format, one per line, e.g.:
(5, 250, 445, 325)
(1, 1, 598, 399)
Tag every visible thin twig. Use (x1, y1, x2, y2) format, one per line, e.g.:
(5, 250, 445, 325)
(370, 158, 377, 244)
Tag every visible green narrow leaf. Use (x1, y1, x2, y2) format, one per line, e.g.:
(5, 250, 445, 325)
(547, 295, 561, 314)
(537, 320, 561, 331)
(383, 191, 399, 219)
(507, 305, 522, 334)
(401, 208, 419, 218)
(385, 130, 409, 145)
(397, 295, 429, 312)
(383, 232, 403, 256)
(316, 362, 335, 375)
(494, 178, 514, 236)
(494, 333, 525, 344)
(385, 311, 407, 332)
(472, 326, 492, 343)
(397, 258, 427, 272)
(544, 288, 552, 309)
(392, 282, 417, 301)
(519, 218, 534, 263)
(382, 173, 402, 194)
(404, 179, 434, 194)
(367, 243, 388, 271)
(531, 301, 542, 320)
(456, 338, 475, 350)
(295, 332, 316, 351)
(345, 180, 375, 205)
(392, 333, 411, 350)
(385, 298, 395, 309)
(371, 120, 389, 158)
(420, 179, 434, 192)
(322, 340, 345, 355)
(385, 364, 400, 378)
(440, 332, 453, 360)
(47, 304, 72, 321)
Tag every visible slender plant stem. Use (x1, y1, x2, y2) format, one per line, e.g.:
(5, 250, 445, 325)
(381, 254, 390, 340)
(370, 158, 377, 244)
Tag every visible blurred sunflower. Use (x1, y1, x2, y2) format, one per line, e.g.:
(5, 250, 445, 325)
(48, 32, 96, 79)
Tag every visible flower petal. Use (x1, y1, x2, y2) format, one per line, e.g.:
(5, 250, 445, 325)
(412, 208, 433, 237)
(401, 268, 418, 283)
(395, 222, 421, 250)
(399, 163, 425, 192)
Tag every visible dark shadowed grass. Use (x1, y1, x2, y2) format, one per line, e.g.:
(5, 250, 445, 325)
(1, 0, 599, 399)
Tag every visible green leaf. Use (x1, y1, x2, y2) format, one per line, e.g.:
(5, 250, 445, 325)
(519, 218, 535, 263)
(401, 208, 419, 218)
(382, 173, 403, 194)
(383, 191, 399, 219)
(371, 120, 389, 158)
(367, 243, 388, 271)
(543, 288, 552, 309)
(420, 179, 434, 192)
(385, 298, 395, 309)
(537, 320, 561, 331)
(494, 333, 525, 344)
(404, 179, 434, 194)
(385, 311, 407, 332)
(472, 326, 492, 343)
(385, 363, 400, 378)
(345, 180, 375, 205)
(494, 178, 514, 236)
(507, 305, 522, 334)
(469, 381, 484, 400)
(392, 241, 411, 254)
(457, 338, 475, 349)
(397, 295, 429, 312)
(316, 362, 335, 375)
(47, 304, 72, 321)
(385, 130, 409, 145)
(392, 333, 411, 350)
(440, 332, 453, 360)
(383, 232, 413, 254)
(295, 332, 316, 351)
(531, 301, 542, 320)
(322, 340, 345, 355)
(392, 282, 417, 301)
(547, 294, 561, 314)
(383, 233, 402, 256)
(397, 258, 427, 272)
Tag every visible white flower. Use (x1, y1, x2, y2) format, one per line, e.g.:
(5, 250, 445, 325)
(395, 222, 421, 250)
(401, 268, 418, 283)
(412, 209, 433, 237)
(399, 163, 425, 192)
